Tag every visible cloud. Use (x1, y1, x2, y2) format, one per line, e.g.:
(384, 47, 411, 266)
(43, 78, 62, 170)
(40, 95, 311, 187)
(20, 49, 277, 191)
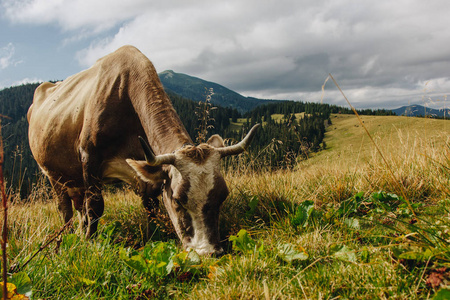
(0, 77, 42, 90)
(2, 0, 147, 32)
(12, 77, 42, 85)
(3, 0, 450, 108)
(0, 43, 17, 70)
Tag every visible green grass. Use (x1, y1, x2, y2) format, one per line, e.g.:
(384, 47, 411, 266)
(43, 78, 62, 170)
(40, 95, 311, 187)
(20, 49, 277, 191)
(3, 114, 450, 299)
(229, 113, 307, 131)
(271, 112, 306, 122)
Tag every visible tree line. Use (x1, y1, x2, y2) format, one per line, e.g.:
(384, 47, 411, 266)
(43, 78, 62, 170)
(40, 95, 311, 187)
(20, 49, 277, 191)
(0, 83, 394, 198)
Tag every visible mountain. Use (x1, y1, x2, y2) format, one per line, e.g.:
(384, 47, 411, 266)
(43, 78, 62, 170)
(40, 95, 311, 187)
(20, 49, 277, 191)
(159, 70, 278, 113)
(392, 104, 450, 118)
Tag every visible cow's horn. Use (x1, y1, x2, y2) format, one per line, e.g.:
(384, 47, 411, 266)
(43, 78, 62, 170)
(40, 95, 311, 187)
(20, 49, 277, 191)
(217, 123, 260, 157)
(138, 136, 176, 166)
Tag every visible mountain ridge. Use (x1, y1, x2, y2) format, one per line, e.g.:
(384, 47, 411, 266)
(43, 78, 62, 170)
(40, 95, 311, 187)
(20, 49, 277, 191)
(158, 70, 280, 113)
(391, 104, 450, 117)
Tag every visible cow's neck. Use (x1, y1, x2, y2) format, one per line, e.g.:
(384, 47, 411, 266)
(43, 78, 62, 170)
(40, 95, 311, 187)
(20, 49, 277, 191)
(129, 77, 193, 155)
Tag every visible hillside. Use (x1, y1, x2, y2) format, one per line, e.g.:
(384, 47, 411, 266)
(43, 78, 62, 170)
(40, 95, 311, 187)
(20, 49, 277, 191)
(6, 111, 450, 299)
(159, 70, 277, 113)
(304, 113, 450, 168)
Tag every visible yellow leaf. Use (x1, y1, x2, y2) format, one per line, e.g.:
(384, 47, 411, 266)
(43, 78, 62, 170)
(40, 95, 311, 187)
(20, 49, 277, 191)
(0, 282, 30, 299)
(207, 266, 217, 280)
(11, 294, 30, 300)
(0, 282, 17, 298)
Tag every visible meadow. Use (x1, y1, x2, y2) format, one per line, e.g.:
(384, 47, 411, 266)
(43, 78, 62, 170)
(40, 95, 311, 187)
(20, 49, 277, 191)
(2, 114, 450, 299)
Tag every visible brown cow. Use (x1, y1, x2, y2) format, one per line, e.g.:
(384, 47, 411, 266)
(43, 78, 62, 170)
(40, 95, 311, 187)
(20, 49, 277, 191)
(27, 45, 259, 255)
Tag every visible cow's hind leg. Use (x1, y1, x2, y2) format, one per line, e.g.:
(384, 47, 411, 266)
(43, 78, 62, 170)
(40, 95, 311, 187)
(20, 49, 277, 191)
(51, 180, 73, 225)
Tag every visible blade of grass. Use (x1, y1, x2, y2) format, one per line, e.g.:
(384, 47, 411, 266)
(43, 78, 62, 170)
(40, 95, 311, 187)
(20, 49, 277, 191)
(328, 73, 416, 217)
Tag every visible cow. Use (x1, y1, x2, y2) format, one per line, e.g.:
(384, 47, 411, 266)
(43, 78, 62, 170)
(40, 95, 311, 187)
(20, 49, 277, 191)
(27, 45, 259, 255)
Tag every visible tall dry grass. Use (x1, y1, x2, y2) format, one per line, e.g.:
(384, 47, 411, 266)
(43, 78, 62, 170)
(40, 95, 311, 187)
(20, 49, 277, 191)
(1, 108, 449, 298)
(218, 116, 450, 238)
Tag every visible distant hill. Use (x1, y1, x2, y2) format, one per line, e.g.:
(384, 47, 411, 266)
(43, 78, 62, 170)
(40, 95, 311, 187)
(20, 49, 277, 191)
(159, 70, 278, 113)
(392, 104, 450, 118)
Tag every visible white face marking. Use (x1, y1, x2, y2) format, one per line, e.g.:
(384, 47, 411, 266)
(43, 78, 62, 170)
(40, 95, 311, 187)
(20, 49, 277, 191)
(169, 151, 222, 255)
(127, 146, 225, 255)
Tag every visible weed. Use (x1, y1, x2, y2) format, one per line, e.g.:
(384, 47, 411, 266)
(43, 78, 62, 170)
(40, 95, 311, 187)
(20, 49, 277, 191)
(195, 87, 215, 144)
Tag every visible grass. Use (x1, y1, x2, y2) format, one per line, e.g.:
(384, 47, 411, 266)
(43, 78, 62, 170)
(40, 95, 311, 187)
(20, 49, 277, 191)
(2, 114, 450, 299)
(228, 113, 307, 131)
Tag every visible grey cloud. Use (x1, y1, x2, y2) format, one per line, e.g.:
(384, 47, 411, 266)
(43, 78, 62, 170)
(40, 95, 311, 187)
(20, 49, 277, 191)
(2, 0, 450, 109)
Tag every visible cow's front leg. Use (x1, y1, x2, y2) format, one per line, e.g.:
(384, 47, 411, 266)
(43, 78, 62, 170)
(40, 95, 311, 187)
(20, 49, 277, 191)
(51, 180, 74, 224)
(80, 147, 105, 238)
(82, 185, 104, 238)
(140, 181, 163, 241)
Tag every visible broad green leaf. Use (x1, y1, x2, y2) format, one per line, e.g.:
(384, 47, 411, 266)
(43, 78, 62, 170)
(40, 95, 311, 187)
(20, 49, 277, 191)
(433, 288, 450, 300)
(10, 272, 32, 297)
(175, 250, 201, 267)
(331, 245, 357, 263)
(337, 192, 364, 217)
(174, 250, 202, 275)
(245, 196, 259, 218)
(291, 200, 315, 228)
(370, 191, 403, 212)
(149, 241, 177, 276)
(229, 230, 256, 254)
(119, 248, 148, 274)
(398, 249, 436, 262)
(277, 243, 308, 263)
(344, 218, 360, 229)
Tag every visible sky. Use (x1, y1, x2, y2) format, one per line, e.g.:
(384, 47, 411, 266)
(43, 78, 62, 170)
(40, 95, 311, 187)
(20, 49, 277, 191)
(1, 0, 450, 109)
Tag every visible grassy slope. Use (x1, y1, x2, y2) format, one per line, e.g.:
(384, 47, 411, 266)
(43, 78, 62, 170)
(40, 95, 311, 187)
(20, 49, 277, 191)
(310, 114, 449, 166)
(4, 114, 450, 299)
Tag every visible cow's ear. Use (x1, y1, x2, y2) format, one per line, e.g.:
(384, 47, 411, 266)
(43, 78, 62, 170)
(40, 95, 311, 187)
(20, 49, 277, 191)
(126, 159, 163, 182)
(207, 134, 224, 148)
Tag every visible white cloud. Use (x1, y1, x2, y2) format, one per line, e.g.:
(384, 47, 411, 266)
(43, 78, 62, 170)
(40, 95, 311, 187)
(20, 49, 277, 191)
(0, 77, 42, 90)
(11, 77, 42, 86)
(2, 0, 450, 108)
(2, 0, 148, 32)
(0, 43, 16, 69)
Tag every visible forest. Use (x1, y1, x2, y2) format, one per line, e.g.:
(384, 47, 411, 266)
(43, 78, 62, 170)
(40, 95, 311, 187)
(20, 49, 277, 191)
(0, 83, 393, 197)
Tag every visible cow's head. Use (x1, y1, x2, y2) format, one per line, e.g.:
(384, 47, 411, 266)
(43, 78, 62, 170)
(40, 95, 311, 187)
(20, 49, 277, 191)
(127, 124, 260, 255)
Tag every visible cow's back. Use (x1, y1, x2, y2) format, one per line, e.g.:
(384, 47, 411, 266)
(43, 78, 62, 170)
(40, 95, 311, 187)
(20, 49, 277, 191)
(28, 45, 153, 186)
